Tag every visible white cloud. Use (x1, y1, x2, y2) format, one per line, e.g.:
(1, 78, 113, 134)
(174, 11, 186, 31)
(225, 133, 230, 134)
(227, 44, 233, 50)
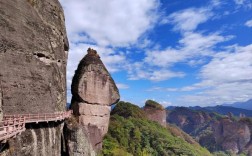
(146, 87, 179, 92)
(234, 0, 252, 9)
(159, 101, 173, 107)
(200, 45, 252, 83)
(245, 19, 252, 27)
(59, 0, 161, 102)
(126, 62, 184, 81)
(181, 82, 252, 106)
(210, 0, 223, 7)
(60, 0, 160, 46)
(127, 4, 231, 82)
(179, 44, 252, 106)
(163, 7, 212, 32)
(144, 32, 228, 68)
(116, 83, 129, 89)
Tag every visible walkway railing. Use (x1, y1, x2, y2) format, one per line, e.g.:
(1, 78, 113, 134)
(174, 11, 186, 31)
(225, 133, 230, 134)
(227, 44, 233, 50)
(0, 110, 72, 142)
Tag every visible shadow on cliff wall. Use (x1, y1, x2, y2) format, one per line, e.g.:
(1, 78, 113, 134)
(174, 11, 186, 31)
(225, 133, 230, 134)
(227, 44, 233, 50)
(25, 121, 64, 130)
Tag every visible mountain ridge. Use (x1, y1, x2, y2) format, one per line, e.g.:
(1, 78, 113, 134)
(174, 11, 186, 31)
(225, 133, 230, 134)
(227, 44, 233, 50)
(223, 99, 252, 110)
(167, 105, 252, 117)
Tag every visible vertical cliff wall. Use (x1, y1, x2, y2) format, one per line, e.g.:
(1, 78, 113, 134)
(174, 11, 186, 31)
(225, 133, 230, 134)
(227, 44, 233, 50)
(143, 100, 167, 127)
(0, 0, 68, 155)
(0, 84, 2, 121)
(64, 48, 120, 156)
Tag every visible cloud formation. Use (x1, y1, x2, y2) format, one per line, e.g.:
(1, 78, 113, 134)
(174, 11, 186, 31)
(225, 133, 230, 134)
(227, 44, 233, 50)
(128, 6, 230, 82)
(60, 0, 251, 106)
(245, 19, 252, 27)
(163, 8, 212, 32)
(234, 0, 252, 9)
(116, 83, 130, 89)
(59, 0, 161, 102)
(60, 0, 160, 46)
(179, 44, 252, 106)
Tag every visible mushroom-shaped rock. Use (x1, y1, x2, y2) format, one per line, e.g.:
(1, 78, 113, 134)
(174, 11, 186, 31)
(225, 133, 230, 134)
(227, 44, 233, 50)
(68, 48, 120, 154)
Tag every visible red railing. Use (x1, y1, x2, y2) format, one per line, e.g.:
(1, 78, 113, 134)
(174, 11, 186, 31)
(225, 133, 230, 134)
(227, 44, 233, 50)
(0, 110, 72, 142)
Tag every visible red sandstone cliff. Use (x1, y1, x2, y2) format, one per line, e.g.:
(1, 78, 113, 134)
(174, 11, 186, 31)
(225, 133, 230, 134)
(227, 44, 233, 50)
(143, 100, 166, 127)
(0, 0, 68, 155)
(64, 48, 120, 155)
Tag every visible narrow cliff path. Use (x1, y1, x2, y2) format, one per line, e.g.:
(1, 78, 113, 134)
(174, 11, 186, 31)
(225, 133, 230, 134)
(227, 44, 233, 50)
(0, 110, 72, 142)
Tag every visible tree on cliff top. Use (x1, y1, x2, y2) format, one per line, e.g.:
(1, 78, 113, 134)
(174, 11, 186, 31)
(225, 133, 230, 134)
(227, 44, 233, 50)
(145, 100, 164, 110)
(102, 101, 212, 156)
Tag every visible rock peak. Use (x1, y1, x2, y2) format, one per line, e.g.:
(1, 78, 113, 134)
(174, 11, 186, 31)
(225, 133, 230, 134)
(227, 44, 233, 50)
(143, 100, 167, 127)
(67, 48, 120, 154)
(87, 47, 100, 58)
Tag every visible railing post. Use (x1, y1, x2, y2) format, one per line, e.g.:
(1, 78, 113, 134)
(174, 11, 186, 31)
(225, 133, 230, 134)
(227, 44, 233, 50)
(0, 111, 75, 142)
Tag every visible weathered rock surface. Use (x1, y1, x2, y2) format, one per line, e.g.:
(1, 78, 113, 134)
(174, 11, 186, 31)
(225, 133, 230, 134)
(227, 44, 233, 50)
(213, 118, 252, 154)
(143, 100, 166, 127)
(0, 0, 68, 114)
(65, 48, 120, 155)
(167, 107, 212, 134)
(0, 84, 2, 121)
(0, 0, 68, 155)
(64, 117, 96, 156)
(167, 107, 252, 155)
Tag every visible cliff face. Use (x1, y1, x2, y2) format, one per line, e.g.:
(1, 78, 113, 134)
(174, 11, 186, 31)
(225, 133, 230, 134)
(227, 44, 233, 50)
(143, 100, 166, 127)
(167, 107, 212, 134)
(0, 0, 68, 113)
(167, 107, 252, 155)
(65, 48, 120, 155)
(0, 0, 68, 155)
(213, 118, 252, 155)
(0, 85, 2, 121)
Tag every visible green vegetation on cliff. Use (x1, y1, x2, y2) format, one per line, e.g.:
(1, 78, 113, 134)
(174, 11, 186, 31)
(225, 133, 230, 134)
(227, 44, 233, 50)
(102, 101, 212, 156)
(145, 100, 164, 110)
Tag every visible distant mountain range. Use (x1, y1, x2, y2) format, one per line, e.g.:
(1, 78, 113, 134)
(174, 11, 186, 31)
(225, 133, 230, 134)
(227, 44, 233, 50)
(167, 99, 252, 117)
(223, 99, 252, 110)
(167, 105, 252, 117)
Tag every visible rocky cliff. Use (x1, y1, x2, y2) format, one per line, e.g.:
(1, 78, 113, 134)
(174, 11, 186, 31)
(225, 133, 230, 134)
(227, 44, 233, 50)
(64, 48, 120, 156)
(167, 107, 252, 155)
(0, 85, 2, 121)
(143, 100, 166, 127)
(0, 0, 68, 155)
(167, 107, 212, 134)
(213, 118, 252, 155)
(102, 101, 212, 156)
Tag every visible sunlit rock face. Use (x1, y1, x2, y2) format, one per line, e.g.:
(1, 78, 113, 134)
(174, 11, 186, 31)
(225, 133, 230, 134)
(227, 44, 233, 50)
(65, 48, 120, 155)
(0, 0, 68, 114)
(213, 118, 252, 154)
(167, 107, 252, 155)
(143, 100, 167, 127)
(0, 0, 68, 155)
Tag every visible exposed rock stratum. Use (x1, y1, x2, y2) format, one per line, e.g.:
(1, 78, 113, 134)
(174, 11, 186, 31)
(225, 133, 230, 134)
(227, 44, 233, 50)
(0, 0, 68, 155)
(143, 100, 166, 127)
(64, 48, 120, 156)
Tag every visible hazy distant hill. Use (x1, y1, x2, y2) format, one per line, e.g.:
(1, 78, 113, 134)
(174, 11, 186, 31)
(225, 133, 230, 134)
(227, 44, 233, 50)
(167, 105, 252, 117)
(223, 99, 252, 110)
(166, 106, 252, 155)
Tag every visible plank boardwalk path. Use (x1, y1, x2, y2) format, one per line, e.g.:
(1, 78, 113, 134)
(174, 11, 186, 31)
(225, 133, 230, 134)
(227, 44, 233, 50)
(0, 110, 72, 142)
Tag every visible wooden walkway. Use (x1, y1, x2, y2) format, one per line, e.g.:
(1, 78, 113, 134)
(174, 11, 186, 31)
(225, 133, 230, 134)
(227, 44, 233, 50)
(0, 110, 72, 142)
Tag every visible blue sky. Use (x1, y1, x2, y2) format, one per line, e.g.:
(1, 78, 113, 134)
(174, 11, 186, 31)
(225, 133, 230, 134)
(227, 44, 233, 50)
(59, 0, 252, 107)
